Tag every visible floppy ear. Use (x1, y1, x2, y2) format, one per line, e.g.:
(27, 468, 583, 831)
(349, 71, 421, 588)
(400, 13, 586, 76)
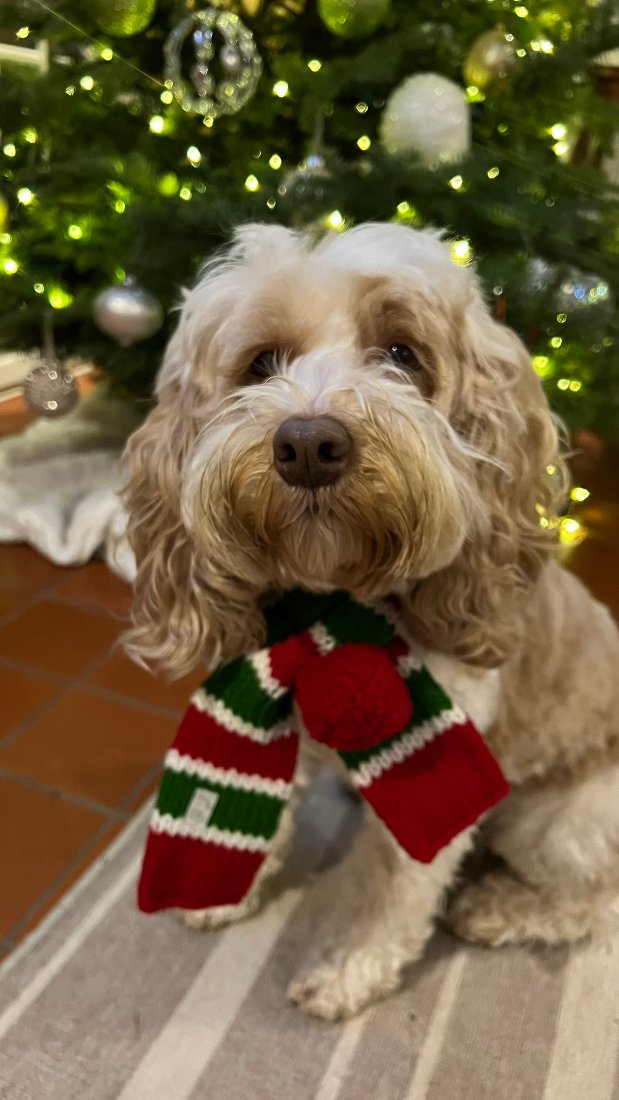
(122, 252, 266, 678)
(405, 297, 569, 667)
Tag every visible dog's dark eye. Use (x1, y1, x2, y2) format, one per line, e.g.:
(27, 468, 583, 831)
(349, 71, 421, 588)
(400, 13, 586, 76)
(247, 350, 276, 383)
(387, 344, 419, 370)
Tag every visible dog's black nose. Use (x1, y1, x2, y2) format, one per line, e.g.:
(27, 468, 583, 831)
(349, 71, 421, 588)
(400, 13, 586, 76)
(273, 416, 352, 489)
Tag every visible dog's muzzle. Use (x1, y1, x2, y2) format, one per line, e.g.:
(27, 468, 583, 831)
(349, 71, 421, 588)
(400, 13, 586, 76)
(273, 416, 352, 490)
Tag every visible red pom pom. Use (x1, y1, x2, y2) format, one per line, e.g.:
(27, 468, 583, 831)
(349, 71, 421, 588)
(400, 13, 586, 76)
(294, 643, 413, 752)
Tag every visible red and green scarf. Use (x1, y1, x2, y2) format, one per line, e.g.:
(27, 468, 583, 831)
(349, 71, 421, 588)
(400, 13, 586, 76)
(138, 590, 508, 914)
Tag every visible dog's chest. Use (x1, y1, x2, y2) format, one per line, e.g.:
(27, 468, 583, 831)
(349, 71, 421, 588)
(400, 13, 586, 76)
(422, 650, 500, 734)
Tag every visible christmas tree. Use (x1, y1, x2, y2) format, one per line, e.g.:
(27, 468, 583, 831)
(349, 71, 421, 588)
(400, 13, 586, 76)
(0, 0, 618, 435)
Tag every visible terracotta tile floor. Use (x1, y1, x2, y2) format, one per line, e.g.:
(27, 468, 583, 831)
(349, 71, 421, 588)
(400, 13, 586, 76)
(0, 395, 616, 958)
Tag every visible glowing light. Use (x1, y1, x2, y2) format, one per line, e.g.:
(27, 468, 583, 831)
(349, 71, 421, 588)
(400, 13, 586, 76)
(558, 516, 585, 546)
(33, 282, 44, 294)
(0, 233, 10, 244)
(553, 140, 569, 157)
(160, 89, 174, 104)
(16, 26, 30, 38)
(101, 46, 113, 60)
(355, 102, 368, 114)
(514, 5, 528, 15)
(557, 378, 569, 390)
(48, 286, 74, 309)
(487, 166, 500, 179)
(80, 75, 95, 91)
(203, 116, 214, 128)
(467, 85, 479, 96)
(272, 80, 289, 98)
(186, 145, 201, 165)
(67, 224, 83, 239)
(516, 47, 527, 57)
(357, 135, 371, 151)
(266, 198, 276, 209)
(244, 174, 260, 192)
(3, 144, 16, 158)
(158, 172, 179, 195)
(538, 38, 554, 53)
(2, 258, 18, 275)
(571, 486, 590, 503)
(179, 186, 192, 200)
(569, 379, 582, 392)
(22, 127, 38, 143)
(550, 123, 567, 140)
(533, 355, 551, 377)
(326, 210, 344, 230)
(149, 115, 165, 133)
(269, 154, 282, 169)
(449, 175, 463, 190)
(17, 187, 33, 205)
(451, 238, 472, 265)
(65, 85, 75, 96)
(114, 199, 125, 213)
(556, 313, 567, 323)
(308, 59, 322, 72)
(550, 336, 562, 348)
(547, 464, 558, 477)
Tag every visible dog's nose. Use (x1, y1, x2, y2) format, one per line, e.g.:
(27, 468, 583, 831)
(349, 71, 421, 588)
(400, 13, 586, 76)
(273, 416, 352, 489)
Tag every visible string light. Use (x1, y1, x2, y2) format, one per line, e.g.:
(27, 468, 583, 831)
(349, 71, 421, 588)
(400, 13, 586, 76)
(569, 379, 582, 392)
(533, 355, 551, 377)
(16, 26, 30, 38)
(307, 59, 322, 72)
(160, 89, 174, 104)
(326, 210, 344, 230)
(272, 81, 289, 98)
(67, 224, 83, 239)
(186, 145, 201, 165)
(22, 127, 38, 143)
(549, 123, 567, 140)
(149, 115, 165, 133)
(17, 187, 34, 205)
(451, 239, 472, 265)
(48, 286, 74, 309)
(266, 198, 276, 209)
(268, 154, 282, 169)
(571, 487, 590, 503)
(449, 175, 463, 191)
(2, 258, 18, 275)
(550, 336, 562, 348)
(553, 140, 569, 157)
(355, 102, 368, 114)
(79, 75, 94, 91)
(557, 378, 569, 390)
(558, 516, 585, 547)
(514, 5, 528, 16)
(244, 175, 260, 192)
(33, 282, 44, 294)
(487, 166, 500, 179)
(100, 46, 113, 61)
(114, 199, 125, 213)
(556, 313, 567, 323)
(158, 172, 179, 195)
(179, 186, 192, 200)
(357, 135, 371, 151)
(3, 143, 16, 158)
(1, 233, 11, 244)
(65, 85, 75, 96)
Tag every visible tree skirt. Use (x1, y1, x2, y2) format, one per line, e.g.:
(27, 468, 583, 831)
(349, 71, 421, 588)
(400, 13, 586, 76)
(0, 388, 138, 580)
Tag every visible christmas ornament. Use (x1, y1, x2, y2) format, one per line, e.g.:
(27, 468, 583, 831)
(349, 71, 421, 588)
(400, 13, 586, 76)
(317, 0, 391, 39)
(463, 28, 516, 91)
(138, 589, 509, 914)
(93, 276, 163, 346)
(23, 318, 78, 419)
(0, 192, 8, 233)
(556, 269, 613, 315)
(164, 8, 262, 120)
(380, 73, 471, 165)
(92, 0, 157, 37)
(278, 152, 330, 199)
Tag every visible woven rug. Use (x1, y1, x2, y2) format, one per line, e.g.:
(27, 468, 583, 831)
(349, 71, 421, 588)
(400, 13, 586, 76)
(1, 774, 618, 1100)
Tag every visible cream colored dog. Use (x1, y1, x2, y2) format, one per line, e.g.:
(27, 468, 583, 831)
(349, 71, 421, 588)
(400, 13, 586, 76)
(124, 223, 619, 1020)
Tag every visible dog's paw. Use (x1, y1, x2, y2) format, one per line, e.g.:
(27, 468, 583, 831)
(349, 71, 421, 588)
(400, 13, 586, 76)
(445, 871, 538, 947)
(181, 894, 261, 932)
(288, 948, 402, 1021)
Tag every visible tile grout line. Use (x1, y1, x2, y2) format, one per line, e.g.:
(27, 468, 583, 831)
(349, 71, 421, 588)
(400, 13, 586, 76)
(0, 768, 129, 822)
(0, 570, 72, 631)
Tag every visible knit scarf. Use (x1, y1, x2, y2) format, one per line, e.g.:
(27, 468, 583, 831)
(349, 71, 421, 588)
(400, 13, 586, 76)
(138, 590, 508, 914)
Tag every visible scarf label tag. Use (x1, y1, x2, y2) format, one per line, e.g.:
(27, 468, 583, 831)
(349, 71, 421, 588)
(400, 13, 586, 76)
(184, 788, 219, 830)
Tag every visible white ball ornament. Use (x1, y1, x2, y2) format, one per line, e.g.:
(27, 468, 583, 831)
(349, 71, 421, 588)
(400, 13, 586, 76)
(380, 73, 471, 165)
(93, 277, 164, 347)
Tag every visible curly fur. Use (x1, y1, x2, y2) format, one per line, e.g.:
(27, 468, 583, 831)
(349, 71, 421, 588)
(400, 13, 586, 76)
(123, 222, 619, 1020)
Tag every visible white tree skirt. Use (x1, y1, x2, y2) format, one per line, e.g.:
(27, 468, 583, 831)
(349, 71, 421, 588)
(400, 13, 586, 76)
(0, 388, 140, 581)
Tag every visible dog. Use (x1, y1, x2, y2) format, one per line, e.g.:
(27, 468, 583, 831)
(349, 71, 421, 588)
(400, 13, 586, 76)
(124, 222, 619, 1020)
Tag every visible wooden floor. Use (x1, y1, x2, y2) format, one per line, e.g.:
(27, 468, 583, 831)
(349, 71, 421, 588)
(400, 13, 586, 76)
(0, 392, 616, 962)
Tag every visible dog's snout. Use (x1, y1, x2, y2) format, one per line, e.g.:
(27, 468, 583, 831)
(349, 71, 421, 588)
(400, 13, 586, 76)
(273, 416, 352, 489)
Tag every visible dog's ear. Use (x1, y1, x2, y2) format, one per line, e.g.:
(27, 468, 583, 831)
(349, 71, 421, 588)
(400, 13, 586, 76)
(122, 269, 264, 679)
(406, 295, 569, 666)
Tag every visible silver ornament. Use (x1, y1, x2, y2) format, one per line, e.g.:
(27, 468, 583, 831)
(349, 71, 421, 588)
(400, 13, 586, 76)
(93, 276, 164, 347)
(23, 356, 78, 418)
(278, 153, 329, 198)
(380, 73, 471, 165)
(164, 8, 262, 120)
(463, 29, 517, 91)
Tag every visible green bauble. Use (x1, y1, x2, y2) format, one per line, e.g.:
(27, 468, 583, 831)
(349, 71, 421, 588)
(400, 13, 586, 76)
(317, 0, 390, 39)
(463, 28, 516, 91)
(93, 0, 157, 36)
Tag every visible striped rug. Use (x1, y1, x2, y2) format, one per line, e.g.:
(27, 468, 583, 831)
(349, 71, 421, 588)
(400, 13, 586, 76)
(1, 774, 618, 1100)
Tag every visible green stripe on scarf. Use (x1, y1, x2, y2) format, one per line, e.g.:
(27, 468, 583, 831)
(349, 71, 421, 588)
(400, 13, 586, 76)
(157, 771, 285, 839)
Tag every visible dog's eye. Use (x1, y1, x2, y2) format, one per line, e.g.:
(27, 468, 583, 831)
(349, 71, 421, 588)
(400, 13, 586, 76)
(387, 344, 420, 371)
(247, 350, 276, 383)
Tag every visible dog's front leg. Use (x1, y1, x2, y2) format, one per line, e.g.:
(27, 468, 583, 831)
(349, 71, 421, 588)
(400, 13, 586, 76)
(289, 808, 473, 1020)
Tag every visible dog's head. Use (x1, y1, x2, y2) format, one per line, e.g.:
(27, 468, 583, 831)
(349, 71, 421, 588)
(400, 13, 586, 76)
(124, 222, 566, 676)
